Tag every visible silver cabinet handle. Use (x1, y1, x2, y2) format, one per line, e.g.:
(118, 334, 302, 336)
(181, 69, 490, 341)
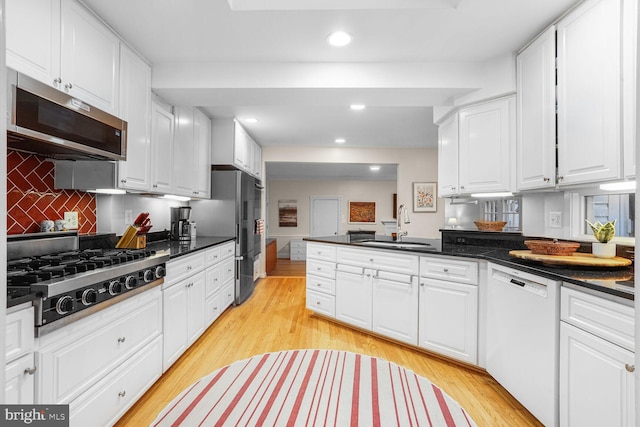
(118, 337, 126, 343)
(24, 367, 37, 375)
(118, 391, 126, 397)
(420, 282, 425, 287)
(443, 268, 449, 273)
(543, 177, 550, 182)
(626, 364, 635, 372)
(53, 77, 62, 85)
(65, 83, 73, 90)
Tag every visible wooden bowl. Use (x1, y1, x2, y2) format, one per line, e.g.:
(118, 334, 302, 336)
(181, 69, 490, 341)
(525, 240, 580, 256)
(474, 221, 507, 231)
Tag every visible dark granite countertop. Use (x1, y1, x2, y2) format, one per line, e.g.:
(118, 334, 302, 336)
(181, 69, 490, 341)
(305, 234, 634, 302)
(146, 236, 235, 259)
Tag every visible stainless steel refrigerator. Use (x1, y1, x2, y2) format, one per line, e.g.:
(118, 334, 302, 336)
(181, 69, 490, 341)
(191, 170, 262, 304)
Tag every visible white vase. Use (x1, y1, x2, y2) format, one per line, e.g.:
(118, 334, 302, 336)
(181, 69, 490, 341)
(592, 242, 616, 258)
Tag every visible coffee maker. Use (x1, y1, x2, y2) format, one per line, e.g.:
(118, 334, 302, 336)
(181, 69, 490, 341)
(170, 206, 192, 242)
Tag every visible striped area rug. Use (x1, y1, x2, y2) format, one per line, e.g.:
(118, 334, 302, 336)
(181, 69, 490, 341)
(152, 349, 477, 426)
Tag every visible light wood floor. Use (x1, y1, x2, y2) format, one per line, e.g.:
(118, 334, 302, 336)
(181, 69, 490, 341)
(268, 258, 307, 276)
(115, 274, 543, 427)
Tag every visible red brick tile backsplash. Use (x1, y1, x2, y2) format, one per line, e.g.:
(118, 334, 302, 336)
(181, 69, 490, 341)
(7, 150, 97, 234)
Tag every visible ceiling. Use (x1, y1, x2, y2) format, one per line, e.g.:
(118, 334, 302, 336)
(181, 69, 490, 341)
(82, 0, 577, 176)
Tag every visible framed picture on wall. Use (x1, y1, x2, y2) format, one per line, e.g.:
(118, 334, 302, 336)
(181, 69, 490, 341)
(348, 201, 376, 223)
(413, 182, 437, 212)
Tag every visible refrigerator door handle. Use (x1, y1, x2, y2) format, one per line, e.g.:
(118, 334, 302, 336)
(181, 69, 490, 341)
(236, 256, 244, 261)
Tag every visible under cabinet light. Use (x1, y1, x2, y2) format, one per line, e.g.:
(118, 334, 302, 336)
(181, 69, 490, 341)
(350, 104, 366, 110)
(599, 181, 636, 191)
(163, 194, 192, 202)
(470, 192, 514, 198)
(369, 165, 380, 171)
(88, 189, 126, 195)
(335, 138, 346, 144)
(245, 118, 258, 124)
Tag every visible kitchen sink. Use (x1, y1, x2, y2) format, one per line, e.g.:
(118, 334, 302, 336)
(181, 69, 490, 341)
(358, 241, 435, 250)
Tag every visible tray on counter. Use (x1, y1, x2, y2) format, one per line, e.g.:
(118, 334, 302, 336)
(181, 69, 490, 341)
(509, 250, 632, 267)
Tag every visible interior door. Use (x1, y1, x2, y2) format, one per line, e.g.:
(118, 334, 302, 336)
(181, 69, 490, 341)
(310, 197, 340, 237)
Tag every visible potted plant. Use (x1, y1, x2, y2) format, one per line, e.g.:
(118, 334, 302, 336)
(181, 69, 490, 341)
(585, 219, 616, 258)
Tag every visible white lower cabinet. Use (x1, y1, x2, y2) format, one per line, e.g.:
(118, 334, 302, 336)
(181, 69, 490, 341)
(335, 267, 373, 330)
(35, 287, 162, 422)
(372, 272, 419, 345)
(5, 354, 35, 404)
(306, 243, 337, 317)
(418, 278, 478, 364)
(5, 304, 36, 404)
(559, 287, 635, 427)
(418, 256, 478, 364)
(69, 336, 162, 427)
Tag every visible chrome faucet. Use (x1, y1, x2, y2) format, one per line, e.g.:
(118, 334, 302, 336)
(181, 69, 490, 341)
(397, 204, 410, 241)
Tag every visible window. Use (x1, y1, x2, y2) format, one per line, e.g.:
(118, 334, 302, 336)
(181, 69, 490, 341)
(584, 193, 634, 238)
(483, 197, 521, 231)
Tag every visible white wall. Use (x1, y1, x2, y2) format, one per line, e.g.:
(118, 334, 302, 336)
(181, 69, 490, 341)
(96, 194, 188, 235)
(263, 146, 444, 240)
(268, 179, 396, 256)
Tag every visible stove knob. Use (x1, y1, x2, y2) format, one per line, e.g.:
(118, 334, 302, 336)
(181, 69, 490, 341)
(56, 296, 75, 315)
(124, 275, 137, 290)
(109, 280, 122, 295)
(155, 265, 166, 279)
(81, 289, 97, 306)
(143, 269, 155, 283)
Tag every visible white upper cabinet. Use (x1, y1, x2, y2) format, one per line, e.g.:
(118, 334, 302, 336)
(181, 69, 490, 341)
(458, 96, 515, 194)
(437, 113, 459, 197)
(6, 0, 61, 86)
(556, 0, 621, 185)
(118, 45, 151, 191)
(7, 0, 121, 116)
(211, 118, 262, 179)
(622, 0, 637, 178)
(194, 109, 212, 197)
(516, 26, 557, 190)
(173, 107, 212, 198)
(150, 101, 175, 194)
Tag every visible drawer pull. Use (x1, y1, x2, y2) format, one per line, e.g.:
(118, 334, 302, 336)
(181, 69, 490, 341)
(316, 283, 322, 287)
(626, 364, 635, 373)
(24, 367, 37, 376)
(369, 258, 374, 262)
(118, 337, 126, 343)
(443, 268, 449, 273)
(118, 391, 126, 398)
(317, 267, 321, 270)
(316, 301, 321, 305)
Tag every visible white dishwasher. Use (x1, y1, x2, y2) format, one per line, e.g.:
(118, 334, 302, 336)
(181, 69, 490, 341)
(487, 263, 561, 427)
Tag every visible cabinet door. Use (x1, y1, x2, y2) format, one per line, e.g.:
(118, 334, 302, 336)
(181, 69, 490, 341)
(458, 97, 514, 194)
(186, 272, 206, 344)
(560, 322, 635, 427)
(162, 283, 188, 371)
(437, 113, 459, 197)
(418, 278, 478, 364)
(60, 0, 120, 115)
(6, 0, 61, 86)
(150, 101, 175, 193)
(5, 354, 35, 404)
(335, 270, 372, 330)
(253, 142, 262, 179)
(622, 0, 637, 178)
(173, 106, 196, 196)
(516, 26, 557, 190)
(194, 109, 212, 197)
(556, 0, 621, 185)
(233, 122, 248, 170)
(118, 45, 151, 191)
(372, 272, 418, 345)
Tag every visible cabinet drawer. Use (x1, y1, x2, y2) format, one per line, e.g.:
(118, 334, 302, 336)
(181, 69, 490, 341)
(221, 282, 235, 309)
(5, 353, 35, 405)
(37, 289, 162, 404)
(290, 240, 306, 249)
(5, 306, 34, 363)
(69, 336, 162, 427)
(206, 292, 223, 326)
(166, 252, 206, 286)
(306, 289, 335, 317)
(205, 246, 222, 266)
(419, 256, 478, 285)
(306, 275, 336, 295)
(306, 243, 337, 262)
(306, 259, 336, 279)
(220, 241, 236, 259)
(337, 246, 418, 275)
(561, 287, 634, 351)
(221, 258, 235, 283)
(205, 265, 222, 297)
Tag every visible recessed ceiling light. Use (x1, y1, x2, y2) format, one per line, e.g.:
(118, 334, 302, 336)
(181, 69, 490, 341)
(327, 31, 352, 47)
(369, 165, 381, 171)
(245, 118, 258, 123)
(350, 104, 366, 110)
(335, 138, 346, 144)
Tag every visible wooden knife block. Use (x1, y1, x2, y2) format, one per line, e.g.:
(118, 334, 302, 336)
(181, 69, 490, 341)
(116, 225, 147, 249)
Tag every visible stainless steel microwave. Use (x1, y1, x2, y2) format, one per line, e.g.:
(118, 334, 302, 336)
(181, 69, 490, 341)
(6, 69, 127, 161)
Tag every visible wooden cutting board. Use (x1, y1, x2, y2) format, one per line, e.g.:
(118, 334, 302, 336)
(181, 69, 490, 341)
(509, 250, 632, 267)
